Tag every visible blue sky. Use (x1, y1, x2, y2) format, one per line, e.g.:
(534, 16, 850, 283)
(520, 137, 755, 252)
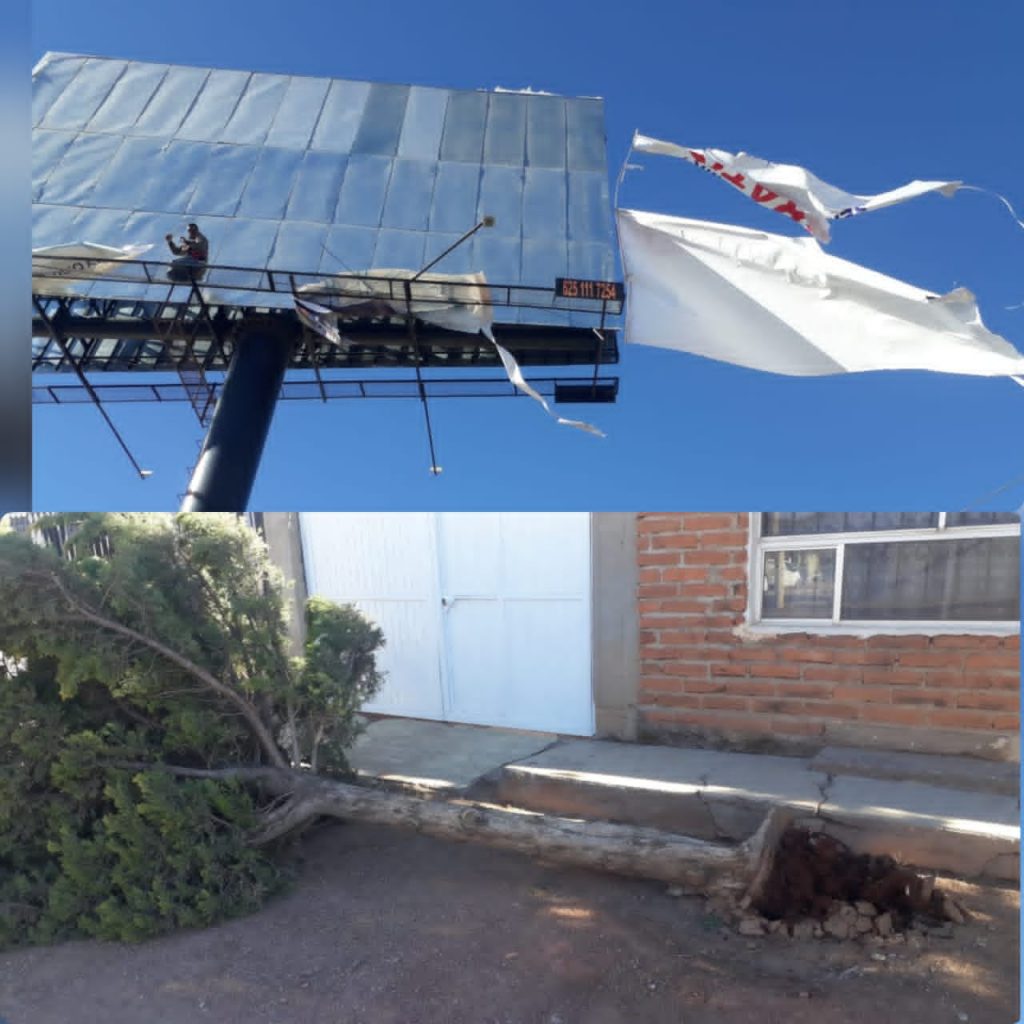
(31, 0, 1024, 512)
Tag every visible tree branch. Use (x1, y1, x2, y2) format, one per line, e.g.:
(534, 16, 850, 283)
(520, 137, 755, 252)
(36, 569, 288, 770)
(108, 759, 295, 790)
(246, 793, 325, 847)
(108, 759, 319, 846)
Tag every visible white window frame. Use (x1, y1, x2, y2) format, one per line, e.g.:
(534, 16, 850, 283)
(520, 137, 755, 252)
(745, 513, 1021, 637)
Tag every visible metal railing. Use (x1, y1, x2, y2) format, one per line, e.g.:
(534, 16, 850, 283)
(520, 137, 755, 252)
(32, 255, 625, 317)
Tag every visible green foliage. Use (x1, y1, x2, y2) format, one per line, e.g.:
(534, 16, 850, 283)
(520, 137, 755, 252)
(297, 598, 384, 773)
(0, 514, 385, 948)
(0, 654, 283, 949)
(42, 771, 278, 944)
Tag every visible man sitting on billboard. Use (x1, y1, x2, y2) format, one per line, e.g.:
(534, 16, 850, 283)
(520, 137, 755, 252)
(165, 223, 209, 283)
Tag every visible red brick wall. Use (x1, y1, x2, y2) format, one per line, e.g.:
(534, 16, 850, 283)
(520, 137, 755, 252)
(636, 513, 1021, 758)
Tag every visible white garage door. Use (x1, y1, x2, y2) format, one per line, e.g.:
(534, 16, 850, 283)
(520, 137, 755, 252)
(299, 513, 593, 735)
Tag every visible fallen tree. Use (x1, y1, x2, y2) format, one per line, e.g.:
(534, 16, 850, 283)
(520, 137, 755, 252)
(0, 514, 788, 947)
(115, 759, 795, 897)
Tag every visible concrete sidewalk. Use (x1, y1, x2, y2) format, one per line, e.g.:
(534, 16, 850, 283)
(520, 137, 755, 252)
(349, 718, 1020, 883)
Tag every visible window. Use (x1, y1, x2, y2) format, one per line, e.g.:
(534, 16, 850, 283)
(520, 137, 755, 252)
(754, 513, 1020, 628)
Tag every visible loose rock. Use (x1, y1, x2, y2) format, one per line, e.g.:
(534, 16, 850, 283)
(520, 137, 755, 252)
(738, 917, 766, 937)
(875, 912, 893, 937)
(855, 900, 878, 917)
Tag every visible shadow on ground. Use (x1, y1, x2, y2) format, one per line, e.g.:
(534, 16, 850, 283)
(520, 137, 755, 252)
(1, 821, 1018, 1024)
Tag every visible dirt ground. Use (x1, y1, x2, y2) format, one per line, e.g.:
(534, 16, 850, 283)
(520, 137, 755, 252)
(1, 820, 1018, 1024)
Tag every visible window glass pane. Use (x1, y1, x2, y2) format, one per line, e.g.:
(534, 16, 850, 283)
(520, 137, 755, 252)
(761, 512, 938, 536)
(842, 537, 1020, 621)
(946, 512, 1019, 528)
(761, 549, 836, 619)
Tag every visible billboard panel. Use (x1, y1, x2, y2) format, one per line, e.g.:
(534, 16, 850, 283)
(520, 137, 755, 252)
(32, 54, 616, 322)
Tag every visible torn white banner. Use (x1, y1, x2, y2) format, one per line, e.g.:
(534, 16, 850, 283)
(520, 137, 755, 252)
(295, 269, 495, 336)
(294, 270, 604, 436)
(295, 296, 342, 345)
(632, 134, 960, 243)
(617, 208, 1024, 376)
(32, 242, 154, 294)
(488, 331, 605, 437)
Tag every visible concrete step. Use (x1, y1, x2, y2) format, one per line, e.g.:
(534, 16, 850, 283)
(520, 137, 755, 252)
(497, 739, 1020, 884)
(346, 718, 1019, 884)
(808, 745, 1020, 797)
(348, 717, 556, 795)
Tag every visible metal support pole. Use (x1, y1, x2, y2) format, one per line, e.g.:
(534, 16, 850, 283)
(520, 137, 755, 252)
(180, 329, 290, 512)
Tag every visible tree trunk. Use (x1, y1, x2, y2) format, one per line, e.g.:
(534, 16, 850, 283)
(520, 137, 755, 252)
(125, 763, 793, 901)
(262, 772, 794, 900)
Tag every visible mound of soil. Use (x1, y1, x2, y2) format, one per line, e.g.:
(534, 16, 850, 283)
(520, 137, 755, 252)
(752, 828, 951, 931)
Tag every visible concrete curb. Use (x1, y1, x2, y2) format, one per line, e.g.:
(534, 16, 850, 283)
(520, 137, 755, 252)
(347, 720, 1020, 884)
(497, 740, 1020, 883)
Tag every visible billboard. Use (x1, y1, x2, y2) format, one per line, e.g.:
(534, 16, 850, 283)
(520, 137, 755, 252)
(32, 54, 617, 325)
